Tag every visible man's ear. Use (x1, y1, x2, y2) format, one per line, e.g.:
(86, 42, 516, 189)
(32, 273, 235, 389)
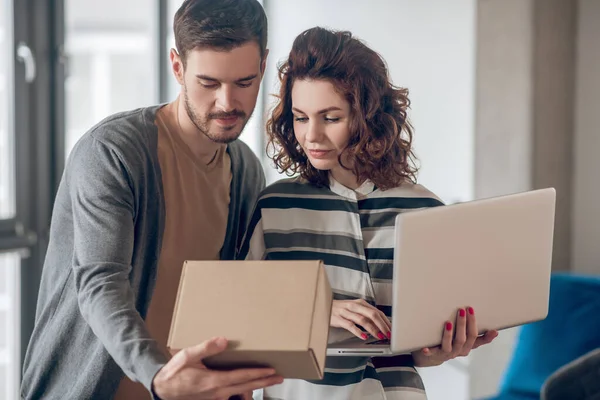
(170, 48, 185, 85)
(260, 49, 269, 78)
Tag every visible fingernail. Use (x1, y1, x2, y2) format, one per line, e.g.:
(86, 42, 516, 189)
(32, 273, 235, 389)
(361, 333, 368, 340)
(378, 333, 385, 340)
(468, 307, 474, 315)
(387, 331, 391, 339)
(446, 322, 453, 331)
(459, 309, 466, 317)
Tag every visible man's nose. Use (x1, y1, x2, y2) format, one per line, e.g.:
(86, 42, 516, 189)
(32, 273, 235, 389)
(215, 85, 235, 112)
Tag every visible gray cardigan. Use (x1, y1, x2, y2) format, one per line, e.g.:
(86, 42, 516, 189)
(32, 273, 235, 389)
(21, 105, 266, 399)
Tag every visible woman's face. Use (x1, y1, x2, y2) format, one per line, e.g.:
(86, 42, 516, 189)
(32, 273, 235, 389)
(291, 79, 352, 174)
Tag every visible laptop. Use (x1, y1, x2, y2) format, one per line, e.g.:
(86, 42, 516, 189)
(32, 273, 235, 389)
(327, 188, 556, 356)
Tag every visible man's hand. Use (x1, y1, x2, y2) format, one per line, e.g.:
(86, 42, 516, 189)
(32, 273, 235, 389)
(152, 337, 283, 400)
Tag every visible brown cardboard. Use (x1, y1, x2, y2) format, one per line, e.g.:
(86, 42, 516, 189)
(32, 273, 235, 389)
(167, 260, 333, 380)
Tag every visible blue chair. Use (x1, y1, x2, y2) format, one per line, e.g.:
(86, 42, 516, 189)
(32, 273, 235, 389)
(484, 272, 600, 400)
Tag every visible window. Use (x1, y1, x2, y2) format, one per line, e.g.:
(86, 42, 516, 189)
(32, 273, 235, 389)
(0, 0, 15, 220)
(64, 0, 160, 157)
(0, 1, 20, 397)
(0, 254, 20, 400)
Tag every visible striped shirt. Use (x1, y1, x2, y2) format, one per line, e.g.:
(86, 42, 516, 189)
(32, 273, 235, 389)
(239, 175, 444, 400)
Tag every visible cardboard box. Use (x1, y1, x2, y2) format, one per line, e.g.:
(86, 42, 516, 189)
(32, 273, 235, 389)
(167, 260, 333, 380)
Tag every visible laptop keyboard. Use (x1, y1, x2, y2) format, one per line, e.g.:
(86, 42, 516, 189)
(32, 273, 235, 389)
(366, 339, 390, 345)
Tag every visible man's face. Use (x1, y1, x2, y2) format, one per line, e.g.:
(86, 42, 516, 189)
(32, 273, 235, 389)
(171, 41, 267, 143)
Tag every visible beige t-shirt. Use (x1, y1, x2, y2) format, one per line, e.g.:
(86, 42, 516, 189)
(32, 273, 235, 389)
(114, 100, 232, 399)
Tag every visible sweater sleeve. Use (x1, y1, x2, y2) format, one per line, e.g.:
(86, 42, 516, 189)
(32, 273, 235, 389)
(237, 195, 266, 261)
(67, 135, 168, 392)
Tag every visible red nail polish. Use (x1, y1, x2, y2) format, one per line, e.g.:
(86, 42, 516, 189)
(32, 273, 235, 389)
(459, 309, 466, 317)
(468, 307, 474, 315)
(387, 332, 391, 339)
(446, 322, 453, 331)
(378, 333, 385, 340)
(361, 333, 368, 340)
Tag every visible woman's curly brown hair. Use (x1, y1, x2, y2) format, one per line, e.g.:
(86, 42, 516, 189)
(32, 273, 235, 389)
(266, 27, 418, 190)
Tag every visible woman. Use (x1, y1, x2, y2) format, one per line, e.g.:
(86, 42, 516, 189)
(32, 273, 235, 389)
(239, 27, 498, 400)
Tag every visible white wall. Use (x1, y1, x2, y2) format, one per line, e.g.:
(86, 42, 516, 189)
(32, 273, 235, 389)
(572, 0, 600, 275)
(263, 0, 476, 205)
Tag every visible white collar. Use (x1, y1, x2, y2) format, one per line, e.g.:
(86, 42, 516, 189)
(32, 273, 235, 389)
(328, 174, 376, 200)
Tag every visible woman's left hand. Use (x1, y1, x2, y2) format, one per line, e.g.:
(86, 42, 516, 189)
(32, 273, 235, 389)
(412, 307, 499, 367)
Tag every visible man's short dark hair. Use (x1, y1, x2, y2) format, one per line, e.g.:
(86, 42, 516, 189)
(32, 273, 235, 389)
(174, 0, 268, 66)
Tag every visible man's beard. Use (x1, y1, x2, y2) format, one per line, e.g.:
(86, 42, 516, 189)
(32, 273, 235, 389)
(183, 85, 250, 144)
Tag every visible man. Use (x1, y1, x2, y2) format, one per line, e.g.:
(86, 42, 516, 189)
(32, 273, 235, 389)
(21, 0, 282, 398)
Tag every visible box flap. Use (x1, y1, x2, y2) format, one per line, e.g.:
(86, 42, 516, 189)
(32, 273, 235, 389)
(308, 262, 332, 376)
(204, 349, 323, 380)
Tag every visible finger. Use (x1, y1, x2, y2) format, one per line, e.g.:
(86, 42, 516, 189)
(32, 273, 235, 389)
(453, 308, 467, 354)
(373, 309, 393, 337)
(462, 306, 478, 352)
(371, 305, 393, 332)
(217, 375, 284, 399)
(169, 337, 228, 372)
(348, 302, 388, 339)
(473, 331, 497, 349)
(338, 312, 370, 339)
(473, 330, 499, 349)
(441, 321, 453, 353)
(213, 368, 280, 388)
(341, 308, 381, 339)
(365, 308, 390, 339)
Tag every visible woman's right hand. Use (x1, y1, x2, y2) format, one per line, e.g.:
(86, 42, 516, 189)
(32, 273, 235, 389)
(330, 299, 392, 340)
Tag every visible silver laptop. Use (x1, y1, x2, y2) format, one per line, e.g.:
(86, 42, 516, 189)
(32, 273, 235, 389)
(327, 188, 556, 356)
